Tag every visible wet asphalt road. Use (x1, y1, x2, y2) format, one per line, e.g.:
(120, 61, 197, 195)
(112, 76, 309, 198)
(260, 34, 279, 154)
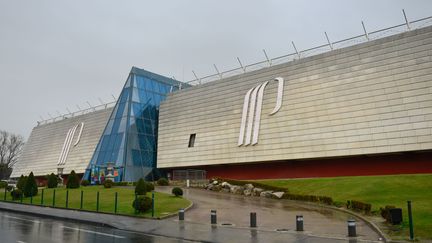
(0, 210, 189, 243)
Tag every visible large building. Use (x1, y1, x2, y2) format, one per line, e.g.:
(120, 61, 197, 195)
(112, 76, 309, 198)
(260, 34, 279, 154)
(12, 24, 432, 182)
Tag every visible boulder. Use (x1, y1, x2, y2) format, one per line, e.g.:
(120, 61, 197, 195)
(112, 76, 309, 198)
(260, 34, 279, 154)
(272, 191, 285, 199)
(221, 182, 231, 188)
(244, 183, 254, 190)
(252, 188, 264, 196)
(243, 189, 252, 196)
(206, 184, 214, 190)
(230, 185, 243, 194)
(260, 191, 273, 198)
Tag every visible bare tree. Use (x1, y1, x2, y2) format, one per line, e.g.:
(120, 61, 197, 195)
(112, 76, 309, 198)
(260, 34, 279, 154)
(0, 130, 25, 179)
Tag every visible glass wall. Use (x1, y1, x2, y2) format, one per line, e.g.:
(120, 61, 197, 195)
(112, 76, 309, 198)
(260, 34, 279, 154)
(84, 67, 186, 182)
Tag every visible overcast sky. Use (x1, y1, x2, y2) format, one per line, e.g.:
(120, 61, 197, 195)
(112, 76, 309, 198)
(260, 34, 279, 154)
(1, 0, 431, 139)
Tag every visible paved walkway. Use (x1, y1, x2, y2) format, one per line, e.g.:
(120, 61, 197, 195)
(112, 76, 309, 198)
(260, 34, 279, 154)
(0, 187, 384, 243)
(158, 187, 382, 241)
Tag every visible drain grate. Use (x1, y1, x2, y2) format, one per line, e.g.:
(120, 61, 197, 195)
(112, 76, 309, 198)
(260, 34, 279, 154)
(221, 223, 233, 226)
(276, 228, 289, 232)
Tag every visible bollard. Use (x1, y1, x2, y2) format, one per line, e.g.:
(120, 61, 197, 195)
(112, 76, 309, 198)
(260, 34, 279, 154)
(186, 179, 190, 188)
(30, 194, 33, 204)
(179, 208, 185, 221)
(211, 210, 217, 225)
(65, 190, 69, 208)
(348, 219, 356, 237)
(4, 186, 6, 201)
(41, 189, 44, 205)
(20, 193, 23, 204)
(52, 189, 56, 207)
(250, 212, 257, 228)
(408, 201, 414, 240)
(80, 190, 83, 210)
(296, 215, 304, 231)
(96, 191, 100, 212)
(114, 192, 118, 214)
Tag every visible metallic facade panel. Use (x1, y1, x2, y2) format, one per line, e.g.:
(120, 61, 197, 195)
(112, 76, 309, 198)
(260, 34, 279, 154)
(11, 108, 112, 178)
(157, 26, 432, 169)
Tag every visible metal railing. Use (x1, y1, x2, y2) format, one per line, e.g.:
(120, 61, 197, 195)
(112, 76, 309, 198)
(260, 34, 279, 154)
(186, 11, 432, 86)
(37, 101, 116, 126)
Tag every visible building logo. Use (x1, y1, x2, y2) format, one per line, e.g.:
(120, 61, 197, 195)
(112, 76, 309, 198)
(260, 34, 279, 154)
(57, 122, 84, 166)
(238, 77, 284, 146)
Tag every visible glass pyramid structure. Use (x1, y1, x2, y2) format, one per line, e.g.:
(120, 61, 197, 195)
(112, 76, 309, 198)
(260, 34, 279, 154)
(83, 67, 187, 182)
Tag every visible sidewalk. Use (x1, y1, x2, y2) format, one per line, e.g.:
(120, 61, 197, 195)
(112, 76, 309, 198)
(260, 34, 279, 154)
(0, 197, 383, 243)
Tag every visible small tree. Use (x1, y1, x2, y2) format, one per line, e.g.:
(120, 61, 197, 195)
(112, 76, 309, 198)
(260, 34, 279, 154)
(66, 170, 80, 189)
(157, 178, 169, 186)
(103, 179, 114, 188)
(47, 173, 58, 188)
(135, 178, 147, 195)
(17, 175, 27, 190)
(23, 172, 38, 197)
(132, 196, 152, 213)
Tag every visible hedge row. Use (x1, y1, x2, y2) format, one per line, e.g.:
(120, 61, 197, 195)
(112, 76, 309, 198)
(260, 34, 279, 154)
(281, 194, 334, 205)
(347, 200, 372, 214)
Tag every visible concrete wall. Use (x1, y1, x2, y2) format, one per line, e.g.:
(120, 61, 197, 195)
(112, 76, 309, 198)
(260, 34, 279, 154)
(157, 26, 432, 169)
(11, 108, 113, 178)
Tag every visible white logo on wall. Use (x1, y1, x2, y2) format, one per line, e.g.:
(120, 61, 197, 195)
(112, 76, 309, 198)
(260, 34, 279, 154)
(238, 77, 284, 146)
(57, 122, 84, 166)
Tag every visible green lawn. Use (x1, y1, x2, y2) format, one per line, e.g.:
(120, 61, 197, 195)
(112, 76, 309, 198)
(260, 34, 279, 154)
(0, 186, 191, 218)
(256, 174, 432, 240)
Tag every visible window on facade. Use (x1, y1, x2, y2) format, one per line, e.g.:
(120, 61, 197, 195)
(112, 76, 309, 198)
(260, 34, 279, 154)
(188, 134, 196, 148)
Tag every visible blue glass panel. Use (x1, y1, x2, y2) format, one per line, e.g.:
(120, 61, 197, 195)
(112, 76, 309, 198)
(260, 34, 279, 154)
(96, 151, 106, 164)
(120, 88, 130, 103)
(100, 135, 110, 152)
(144, 78, 153, 91)
(132, 102, 141, 117)
(144, 120, 152, 135)
(136, 76, 146, 90)
(131, 149, 142, 166)
(132, 87, 140, 102)
(115, 102, 126, 119)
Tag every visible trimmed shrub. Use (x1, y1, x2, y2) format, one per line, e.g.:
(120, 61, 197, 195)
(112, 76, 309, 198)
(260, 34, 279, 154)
(146, 182, 155, 191)
(380, 205, 396, 222)
(132, 196, 152, 213)
(347, 200, 372, 214)
(103, 179, 114, 188)
(11, 189, 22, 200)
(157, 178, 169, 186)
(17, 175, 27, 190)
(81, 180, 90, 186)
(135, 178, 147, 195)
(0, 181, 7, 188)
(66, 170, 80, 189)
(47, 173, 58, 188)
(23, 172, 38, 197)
(6, 185, 13, 192)
(172, 187, 183, 197)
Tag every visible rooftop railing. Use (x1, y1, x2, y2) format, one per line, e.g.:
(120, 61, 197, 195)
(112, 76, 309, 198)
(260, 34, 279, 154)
(185, 11, 432, 86)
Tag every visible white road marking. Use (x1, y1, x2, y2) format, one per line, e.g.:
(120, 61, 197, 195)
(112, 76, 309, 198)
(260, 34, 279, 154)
(4, 215, 40, 224)
(60, 226, 126, 239)
(17, 241, 26, 243)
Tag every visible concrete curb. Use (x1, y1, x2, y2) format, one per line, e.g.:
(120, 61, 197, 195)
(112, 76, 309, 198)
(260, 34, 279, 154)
(0, 201, 116, 228)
